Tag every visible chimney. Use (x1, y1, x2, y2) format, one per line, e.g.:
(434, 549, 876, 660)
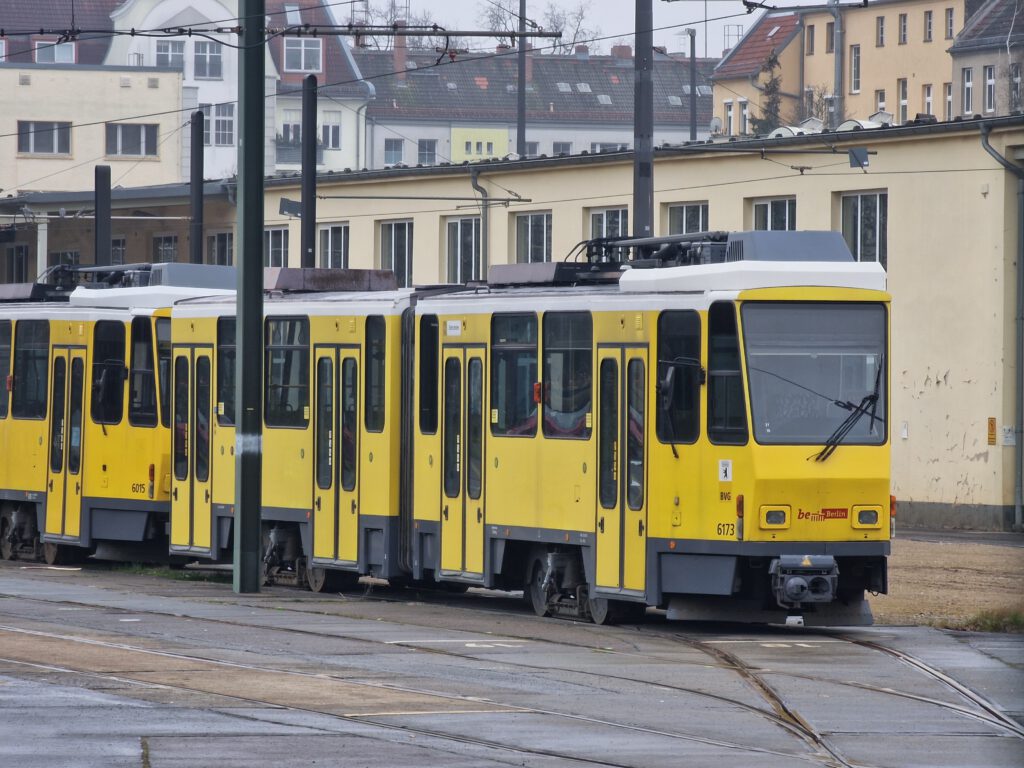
(575, 44, 589, 60)
(611, 44, 632, 60)
(394, 19, 407, 80)
(524, 42, 533, 83)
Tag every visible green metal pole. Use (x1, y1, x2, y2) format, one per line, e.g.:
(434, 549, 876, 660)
(234, 0, 264, 593)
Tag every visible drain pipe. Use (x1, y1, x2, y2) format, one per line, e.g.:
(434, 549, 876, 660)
(470, 168, 489, 281)
(980, 123, 1024, 531)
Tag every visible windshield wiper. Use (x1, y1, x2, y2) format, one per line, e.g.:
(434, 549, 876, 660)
(748, 366, 857, 412)
(812, 360, 884, 462)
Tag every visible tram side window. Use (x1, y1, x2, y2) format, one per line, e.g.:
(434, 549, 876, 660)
(12, 320, 48, 420)
(156, 318, 171, 427)
(128, 318, 158, 427)
(542, 312, 592, 439)
(92, 321, 126, 425)
(708, 302, 748, 444)
(491, 313, 537, 437)
(0, 320, 10, 418)
(365, 315, 386, 432)
(265, 317, 309, 428)
(419, 315, 439, 434)
(217, 317, 236, 426)
(656, 311, 701, 444)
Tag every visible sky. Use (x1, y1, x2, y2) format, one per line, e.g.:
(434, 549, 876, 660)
(351, 1, 789, 59)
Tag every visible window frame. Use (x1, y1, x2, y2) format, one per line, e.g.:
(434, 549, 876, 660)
(264, 316, 310, 429)
(152, 233, 178, 263)
(284, 37, 322, 72)
(924, 10, 933, 42)
(17, 121, 71, 155)
(841, 191, 888, 270)
(216, 317, 236, 426)
(106, 123, 159, 157)
(984, 65, 996, 113)
(447, 216, 482, 284)
(945, 7, 954, 39)
(319, 223, 349, 270)
(264, 226, 289, 267)
(850, 44, 861, 93)
(541, 311, 593, 441)
(875, 16, 885, 47)
(128, 317, 159, 428)
(417, 138, 437, 164)
(806, 24, 815, 55)
(380, 219, 413, 287)
(707, 302, 748, 446)
(667, 202, 709, 235)
(515, 212, 553, 264)
(0, 320, 10, 419)
(156, 39, 185, 69)
(12, 320, 49, 420)
(194, 40, 224, 79)
(364, 315, 386, 433)
(213, 103, 234, 146)
(656, 310, 701, 445)
(207, 231, 234, 266)
(490, 313, 538, 438)
(419, 315, 439, 435)
(962, 67, 973, 115)
(753, 198, 796, 231)
(35, 40, 75, 63)
(384, 137, 404, 165)
(898, 13, 907, 44)
(91, 320, 127, 426)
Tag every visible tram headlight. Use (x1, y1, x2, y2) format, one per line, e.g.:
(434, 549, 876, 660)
(759, 505, 791, 529)
(858, 509, 879, 526)
(765, 509, 787, 526)
(852, 505, 884, 529)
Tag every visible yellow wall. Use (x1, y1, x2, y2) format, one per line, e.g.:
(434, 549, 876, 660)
(450, 127, 509, 162)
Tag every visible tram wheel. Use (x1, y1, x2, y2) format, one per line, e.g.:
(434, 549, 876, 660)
(587, 597, 645, 626)
(306, 562, 358, 593)
(526, 556, 550, 617)
(0, 510, 14, 561)
(43, 542, 72, 566)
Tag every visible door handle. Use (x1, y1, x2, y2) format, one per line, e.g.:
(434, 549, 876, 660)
(443, 505, 449, 521)
(598, 517, 605, 533)
(351, 499, 356, 515)
(48, 479, 53, 492)
(315, 496, 321, 511)
(638, 520, 645, 536)
(76, 482, 80, 494)
(205, 489, 210, 503)
(476, 508, 482, 523)
(172, 487, 178, 501)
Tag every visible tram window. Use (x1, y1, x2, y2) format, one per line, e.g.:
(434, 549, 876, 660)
(491, 313, 537, 437)
(365, 315, 386, 432)
(265, 317, 309, 428)
(217, 317, 236, 426)
(626, 359, 645, 510)
(91, 321, 126, 425)
(419, 315, 439, 434)
(195, 356, 211, 483)
(656, 311, 700, 444)
(0, 320, 10, 418)
(341, 357, 357, 491)
(156, 318, 171, 427)
(467, 357, 483, 499)
(128, 318, 158, 427)
(542, 312, 592, 439)
(443, 357, 461, 498)
(49, 357, 66, 471)
(173, 357, 189, 480)
(315, 357, 333, 490)
(708, 302, 748, 445)
(12, 319, 49, 420)
(598, 358, 617, 509)
(68, 357, 84, 474)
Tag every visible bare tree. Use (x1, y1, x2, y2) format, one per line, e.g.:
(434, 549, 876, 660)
(477, 0, 519, 48)
(540, 1, 601, 55)
(790, 83, 849, 125)
(354, 1, 465, 52)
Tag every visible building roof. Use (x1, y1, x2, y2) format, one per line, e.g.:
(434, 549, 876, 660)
(266, 0, 369, 100)
(949, 0, 1024, 54)
(0, 0, 122, 64)
(351, 45, 716, 127)
(713, 11, 803, 80)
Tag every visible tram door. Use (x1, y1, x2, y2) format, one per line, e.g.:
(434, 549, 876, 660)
(439, 347, 485, 577)
(170, 347, 213, 552)
(312, 347, 361, 565)
(45, 347, 86, 539)
(595, 347, 649, 593)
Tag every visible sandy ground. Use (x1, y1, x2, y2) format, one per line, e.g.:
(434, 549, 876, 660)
(871, 536, 1024, 625)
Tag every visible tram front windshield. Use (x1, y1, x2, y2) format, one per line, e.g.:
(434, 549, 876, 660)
(742, 302, 886, 445)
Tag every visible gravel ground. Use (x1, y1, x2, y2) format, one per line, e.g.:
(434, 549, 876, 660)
(871, 534, 1024, 625)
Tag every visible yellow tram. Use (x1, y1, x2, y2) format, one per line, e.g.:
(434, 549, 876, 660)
(168, 231, 891, 625)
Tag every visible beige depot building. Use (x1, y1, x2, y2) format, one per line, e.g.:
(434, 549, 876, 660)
(2, 114, 1022, 532)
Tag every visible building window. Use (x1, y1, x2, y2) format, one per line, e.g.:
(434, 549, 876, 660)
(321, 111, 341, 149)
(111, 237, 126, 266)
(1012, 64, 1022, 112)
(725, 101, 734, 135)
(591, 207, 629, 240)
(591, 142, 627, 152)
(826, 21, 834, 53)
(924, 10, 933, 41)
(17, 121, 71, 155)
(923, 84, 933, 115)
(524, 141, 539, 158)
(35, 40, 74, 63)
(264, 227, 289, 267)
(962, 67, 973, 114)
(264, 317, 309, 428)
(875, 89, 886, 112)
(384, 137, 403, 165)
(207, 232, 233, 265)
(753, 198, 796, 231)
(553, 141, 572, 155)
(214, 103, 234, 145)
(945, 7, 954, 39)
(380, 220, 412, 287)
(194, 41, 223, 79)
(280, 109, 301, 144)
(50, 251, 80, 267)
(668, 202, 709, 234)
(5, 245, 28, 283)
(490, 314, 537, 437)
(152, 235, 177, 263)
(105, 123, 159, 157)
(944, 82, 953, 120)
(542, 312, 592, 440)
(876, 16, 885, 47)
(319, 224, 348, 270)
(447, 217, 481, 283)
(515, 212, 552, 264)
(898, 13, 907, 44)
(0, 41, 6, 63)
(842, 192, 888, 270)
(198, 103, 212, 145)
(739, 100, 749, 134)
(417, 138, 437, 164)
(850, 45, 861, 93)
(486, 141, 494, 155)
(806, 24, 814, 55)
(156, 40, 184, 69)
(984, 65, 996, 113)
(284, 38, 321, 72)
(897, 78, 908, 124)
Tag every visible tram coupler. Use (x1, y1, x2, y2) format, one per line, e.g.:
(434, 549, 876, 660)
(770, 555, 839, 609)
